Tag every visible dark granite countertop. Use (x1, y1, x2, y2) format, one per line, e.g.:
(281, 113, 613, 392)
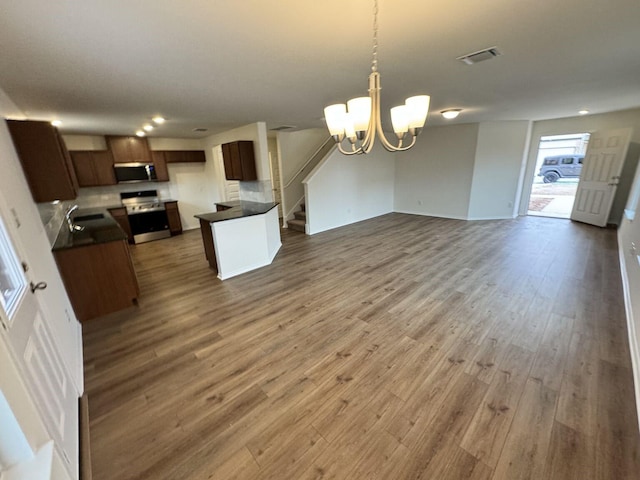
(52, 208, 128, 251)
(195, 201, 278, 223)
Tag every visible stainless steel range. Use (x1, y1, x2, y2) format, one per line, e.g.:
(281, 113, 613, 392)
(120, 190, 171, 244)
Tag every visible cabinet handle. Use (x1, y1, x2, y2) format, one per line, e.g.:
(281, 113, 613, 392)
(30, 281, 48, 293)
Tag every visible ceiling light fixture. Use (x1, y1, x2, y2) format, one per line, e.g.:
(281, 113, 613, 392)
(51, 120, 62, 127)
(135, 130, 146, 137)
(441, 109, 462, 120)
(578, 109, 590, 115)
(152, 116, 166, 124)
(323, 0, 430, 155)
(143, 124, 154, 132)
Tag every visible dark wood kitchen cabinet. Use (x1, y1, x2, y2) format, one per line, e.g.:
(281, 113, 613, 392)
(150, 151, 170, 182)
(163, 150, 206, 163)
(6, 119, 79, 202)
(70, 150, 116, 187)
(106, 135, 151, 164)
(165, 201, 182, 235)
(221, 141, 257, 181)
(108, 207, 134, 243)
(54, 239, 139, 322)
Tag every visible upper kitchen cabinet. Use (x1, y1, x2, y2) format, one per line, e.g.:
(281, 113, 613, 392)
(163, 150, 206, 163)
(70, 150, 116, 187)
(106, 135, 151, 164)
(150, 151, 170, 182)
(6, 119, 79, 202)
(221, 141, 257, 181)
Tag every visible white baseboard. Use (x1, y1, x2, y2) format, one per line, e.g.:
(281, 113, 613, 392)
(618, 229, 640, 433)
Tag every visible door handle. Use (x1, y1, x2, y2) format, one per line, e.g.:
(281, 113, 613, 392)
(30, 281, 47, 293)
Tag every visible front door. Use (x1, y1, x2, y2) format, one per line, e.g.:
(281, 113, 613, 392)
(0, 195, 78, 479)
(571, 127, 632, 227)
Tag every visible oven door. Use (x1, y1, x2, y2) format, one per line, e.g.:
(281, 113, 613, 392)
(127, 210, 170, 243)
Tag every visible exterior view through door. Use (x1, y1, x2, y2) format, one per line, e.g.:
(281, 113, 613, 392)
(528, 133, 590, 219)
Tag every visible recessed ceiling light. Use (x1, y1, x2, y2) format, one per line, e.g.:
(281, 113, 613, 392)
(441, 109, 462, 120)
(51, 120, 62, 127)
(152, 116, 166, 124)
(579, 109, 590, 115)
(135, 130, 146, 137)
(143, 124, 154, 132)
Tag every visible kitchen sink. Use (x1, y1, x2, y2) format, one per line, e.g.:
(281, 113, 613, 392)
(74, 213, 105, 222)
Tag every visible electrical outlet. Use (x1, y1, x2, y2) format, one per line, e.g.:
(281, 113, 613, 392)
(508, 201, 513, 208)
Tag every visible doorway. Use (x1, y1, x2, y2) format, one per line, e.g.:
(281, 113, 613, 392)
(527, 133, 590, 218)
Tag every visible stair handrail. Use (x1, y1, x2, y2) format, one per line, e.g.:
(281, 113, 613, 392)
(283, 136, 334, 189)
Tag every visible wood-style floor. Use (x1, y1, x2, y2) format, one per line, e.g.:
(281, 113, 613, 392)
(83, 213, 640, 480)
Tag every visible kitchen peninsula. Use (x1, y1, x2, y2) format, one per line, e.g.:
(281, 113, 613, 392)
(195, 201, 281, 280)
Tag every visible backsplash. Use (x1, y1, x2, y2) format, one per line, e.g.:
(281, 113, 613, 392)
(37, 201, 69, 246)
(75, 184, 172, 208)
(239, 180, 274, 203)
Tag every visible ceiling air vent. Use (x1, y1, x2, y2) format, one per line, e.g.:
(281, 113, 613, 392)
(192, 128, 208, 132)
(270, 125, 296, 131)
(457, 47, 502, 65)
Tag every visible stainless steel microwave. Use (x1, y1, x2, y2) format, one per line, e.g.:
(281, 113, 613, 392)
(113, 163, 157, 183)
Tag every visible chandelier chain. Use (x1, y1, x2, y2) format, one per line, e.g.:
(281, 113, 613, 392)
(371, 0, 379, 73)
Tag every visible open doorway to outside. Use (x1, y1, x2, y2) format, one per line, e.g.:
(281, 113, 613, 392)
(528, 133, 590, 218)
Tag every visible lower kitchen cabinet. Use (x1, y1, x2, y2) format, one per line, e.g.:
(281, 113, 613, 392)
(108, 207, 134, 243)
(54, 239, 139, 322)
(165, 201, 182, 235)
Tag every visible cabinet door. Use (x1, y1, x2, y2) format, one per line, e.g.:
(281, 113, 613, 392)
(108, 208, 133, 243)
(184, 151, 206, 163)
(163, 150, 206, 163)
(107, 136, 151, 163)
(163, 151, 187, 163)
(165, 201, 182, 235)
(6, 120, 78, 202)
(151, 151, 170, 182)
(221, 143, 238, 180)
(70, 151, 97, 187)
(92, 150, 116, 185)
(237, 141, 257, 180)
(221, 141, 256, 181)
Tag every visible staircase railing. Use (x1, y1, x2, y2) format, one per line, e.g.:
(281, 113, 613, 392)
(284, 137, 334, 189)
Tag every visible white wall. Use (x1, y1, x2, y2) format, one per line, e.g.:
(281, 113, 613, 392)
(520, 107, 640, 215)
(277, 128, 328, 219)
(200, 122, 273, 203)
(394, 123, 478, 220)
(304, 143, 395, 235)
(468, 121, 531, 220)
(618, 160, 640, 429)
(149, 138, 212, 230)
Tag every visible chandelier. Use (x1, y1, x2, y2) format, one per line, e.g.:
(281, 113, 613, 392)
(323, 0, 430, 155)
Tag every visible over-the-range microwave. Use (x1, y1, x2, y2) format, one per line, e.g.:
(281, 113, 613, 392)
(113, 163, 157, 183)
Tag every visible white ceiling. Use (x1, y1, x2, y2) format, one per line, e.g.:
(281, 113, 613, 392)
(1, 0, 639, 138)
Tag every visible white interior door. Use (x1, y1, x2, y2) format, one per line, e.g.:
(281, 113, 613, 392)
(0, 204, 78, 479)
(571, 127, 632, 227)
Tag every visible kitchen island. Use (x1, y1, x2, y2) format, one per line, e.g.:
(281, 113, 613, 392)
(195, 201, 281, 280)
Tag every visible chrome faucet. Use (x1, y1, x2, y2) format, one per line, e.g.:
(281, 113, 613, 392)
(65, 205, 84, 233)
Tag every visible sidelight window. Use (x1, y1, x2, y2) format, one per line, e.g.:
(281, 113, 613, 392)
(0, 216, 27, 323)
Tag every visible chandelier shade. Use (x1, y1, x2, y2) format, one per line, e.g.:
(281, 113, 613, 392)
(323, 0, 431, 155)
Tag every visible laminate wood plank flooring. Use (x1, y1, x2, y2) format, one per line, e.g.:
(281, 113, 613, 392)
(83, 213, 640, 479)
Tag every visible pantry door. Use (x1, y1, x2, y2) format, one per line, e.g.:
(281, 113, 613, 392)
(571, 127, 632, 227)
